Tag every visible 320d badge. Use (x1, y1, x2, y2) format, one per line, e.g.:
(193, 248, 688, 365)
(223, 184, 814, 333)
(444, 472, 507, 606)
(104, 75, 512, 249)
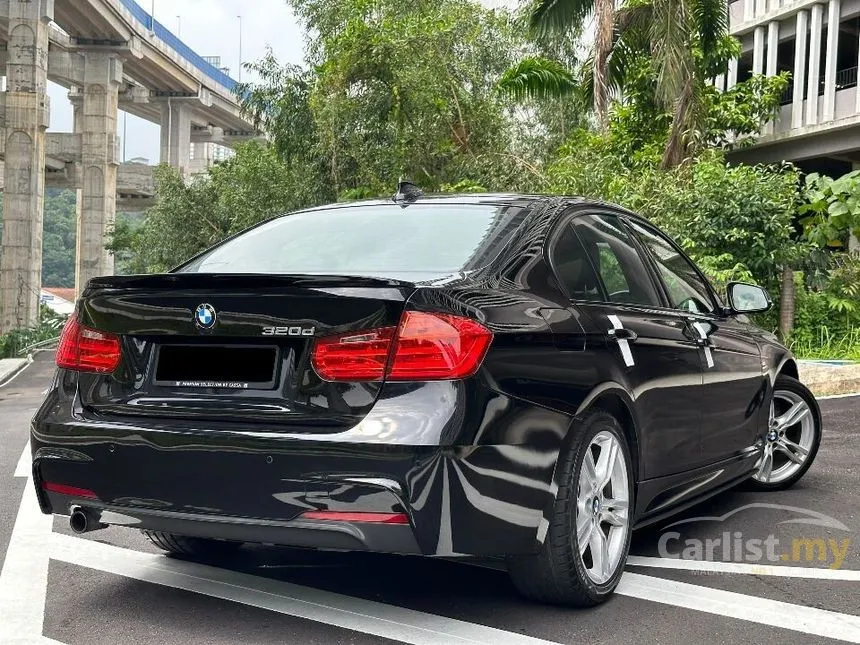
(31, 190, 821, 607)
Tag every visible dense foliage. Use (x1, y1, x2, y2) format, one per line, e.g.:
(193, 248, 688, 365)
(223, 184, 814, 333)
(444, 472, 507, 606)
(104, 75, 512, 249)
(0, 305, 67, 359)
(99, 0, 859, 359)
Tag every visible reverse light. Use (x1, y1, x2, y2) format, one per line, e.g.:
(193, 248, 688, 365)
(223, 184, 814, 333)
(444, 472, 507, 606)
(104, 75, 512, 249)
(310, 311, 492, 382)
(42, 481, 99, 499)
(300, 511, 409, 524)
(55, 313, 122, 374)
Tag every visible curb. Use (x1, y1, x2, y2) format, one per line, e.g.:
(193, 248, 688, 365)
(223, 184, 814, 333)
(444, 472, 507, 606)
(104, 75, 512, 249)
(0, 356, 32, 388)
(799, 361, 860, 398)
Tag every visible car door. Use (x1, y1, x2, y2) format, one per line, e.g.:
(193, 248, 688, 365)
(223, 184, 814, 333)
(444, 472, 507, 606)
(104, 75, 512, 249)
(625, 217, 767, 464)
(548, 212, 705, 479)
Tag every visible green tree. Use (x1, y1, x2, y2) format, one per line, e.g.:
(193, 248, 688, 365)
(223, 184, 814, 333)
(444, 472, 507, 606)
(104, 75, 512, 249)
(41, 189, 78, 287)
(278, 0, 525, 195)
(109, 143, 322, 273)
(528, 0, 615, 131)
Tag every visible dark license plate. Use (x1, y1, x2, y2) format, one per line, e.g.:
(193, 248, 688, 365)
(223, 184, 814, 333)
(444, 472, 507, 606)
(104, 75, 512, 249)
(154, 345, 279, 389)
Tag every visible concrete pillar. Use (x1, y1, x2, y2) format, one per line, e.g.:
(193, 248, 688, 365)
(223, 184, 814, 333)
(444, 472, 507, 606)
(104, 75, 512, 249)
(763, 22, 780, 134)
(807, 4, 824, 126)
(855, 14, 860, 113)
(823, 0, 841, 122)
(75, 52, 122, 295)
(753, 27, 766, 75)
(793, 10, 809, 129)
(766, 22, 779, 77)
(0, 0, 52, 332)
(715, 74, 726, 92)
(727, 58, 739, 90)
(159, 100, 192, 176)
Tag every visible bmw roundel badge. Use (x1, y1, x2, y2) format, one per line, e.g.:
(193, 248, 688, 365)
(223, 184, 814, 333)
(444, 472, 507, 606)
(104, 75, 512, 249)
(194, 303, 217, 329)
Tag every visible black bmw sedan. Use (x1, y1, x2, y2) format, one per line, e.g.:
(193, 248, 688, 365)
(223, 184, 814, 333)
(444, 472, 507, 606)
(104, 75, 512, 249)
(31, 193, 821, 606)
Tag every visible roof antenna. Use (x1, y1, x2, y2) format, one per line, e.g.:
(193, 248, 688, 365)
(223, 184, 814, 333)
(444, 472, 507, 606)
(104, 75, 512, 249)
(392, 179, 424, 207)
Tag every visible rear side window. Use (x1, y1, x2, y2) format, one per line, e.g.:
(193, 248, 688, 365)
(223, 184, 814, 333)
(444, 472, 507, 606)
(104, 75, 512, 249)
(572, 215, 662, 307)
(179, 204, 524, 279)
(549, 223, 603, 301)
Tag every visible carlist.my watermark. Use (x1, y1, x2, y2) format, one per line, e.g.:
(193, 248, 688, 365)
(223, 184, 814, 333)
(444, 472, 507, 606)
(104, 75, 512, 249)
(657, 503, 853, 570)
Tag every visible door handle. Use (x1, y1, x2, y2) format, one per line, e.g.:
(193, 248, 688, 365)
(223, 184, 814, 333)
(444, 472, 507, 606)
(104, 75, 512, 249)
(607, 327, 638, 343)
(688, 320, 715, 368)
(606, 315, 636, 368)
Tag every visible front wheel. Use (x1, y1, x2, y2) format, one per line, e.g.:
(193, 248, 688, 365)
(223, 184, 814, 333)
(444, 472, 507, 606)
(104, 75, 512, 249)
(748, 375, 822, 491)
(507, 411, 633, 606)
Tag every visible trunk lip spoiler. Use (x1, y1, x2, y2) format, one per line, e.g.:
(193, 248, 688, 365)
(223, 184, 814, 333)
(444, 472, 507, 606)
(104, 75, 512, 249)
(82, 272, 451, 294)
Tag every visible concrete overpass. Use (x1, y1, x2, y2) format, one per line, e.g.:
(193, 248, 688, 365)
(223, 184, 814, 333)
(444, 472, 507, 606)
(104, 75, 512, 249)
(0, 0, 259, 332)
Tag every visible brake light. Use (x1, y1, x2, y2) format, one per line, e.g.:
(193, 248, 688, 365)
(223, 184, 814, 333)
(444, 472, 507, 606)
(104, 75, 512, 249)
(55, 313, 122, 373)
(311, 311, 492, 382)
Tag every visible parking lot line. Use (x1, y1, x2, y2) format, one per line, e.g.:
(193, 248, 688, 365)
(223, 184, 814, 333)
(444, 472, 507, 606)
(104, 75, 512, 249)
(619, 571, 860, 643)
(14, 441, 30, 478)
(49, 533, 563, 645)
(0, 478, 54, 645)
(627, 555, 860, 580)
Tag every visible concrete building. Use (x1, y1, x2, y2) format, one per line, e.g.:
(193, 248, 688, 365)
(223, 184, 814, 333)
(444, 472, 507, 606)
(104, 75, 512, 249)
(0, 0, 259, 333)
(727, 0, 860, 173)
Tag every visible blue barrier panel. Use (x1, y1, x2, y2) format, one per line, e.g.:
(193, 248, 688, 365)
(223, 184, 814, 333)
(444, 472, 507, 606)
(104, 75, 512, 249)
(117, 0, 239, 92)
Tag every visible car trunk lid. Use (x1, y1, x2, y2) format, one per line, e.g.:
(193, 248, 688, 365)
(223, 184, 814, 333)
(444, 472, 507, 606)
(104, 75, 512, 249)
(76, 273, 416, 429)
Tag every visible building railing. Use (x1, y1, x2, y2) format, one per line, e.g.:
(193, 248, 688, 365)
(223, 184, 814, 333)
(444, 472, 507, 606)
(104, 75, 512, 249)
(118, 0, 239, 93)
(779, 66, 859, 105)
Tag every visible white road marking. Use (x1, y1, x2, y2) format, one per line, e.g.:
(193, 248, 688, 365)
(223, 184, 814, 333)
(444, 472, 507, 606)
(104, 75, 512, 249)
(14, 441, 31, 478)
(0, 476, 54, 645)
(627, 555, 860, 580)
(619, 571, 860, 643)
(49, 533, 562, 645)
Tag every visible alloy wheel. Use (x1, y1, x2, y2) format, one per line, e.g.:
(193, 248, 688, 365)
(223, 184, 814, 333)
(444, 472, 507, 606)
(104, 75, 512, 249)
(753, 390, 815, 485)
(575, 431, 630, 585)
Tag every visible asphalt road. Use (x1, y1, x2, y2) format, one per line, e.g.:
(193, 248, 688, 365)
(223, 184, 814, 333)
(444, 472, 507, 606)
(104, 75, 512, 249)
(2, 352, 859, 645)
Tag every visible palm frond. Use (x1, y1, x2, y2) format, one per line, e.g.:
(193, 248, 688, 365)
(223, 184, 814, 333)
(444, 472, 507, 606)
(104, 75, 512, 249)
(693, 0, 729, 59)
(498, 56, 578, 101)
(650, 0, 693, 109)
(528, 0, 594, 37)
(615, 1, 653, 41)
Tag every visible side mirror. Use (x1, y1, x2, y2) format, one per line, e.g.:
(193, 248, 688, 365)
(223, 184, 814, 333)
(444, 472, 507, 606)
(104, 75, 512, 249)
(727, 282, 772, 314)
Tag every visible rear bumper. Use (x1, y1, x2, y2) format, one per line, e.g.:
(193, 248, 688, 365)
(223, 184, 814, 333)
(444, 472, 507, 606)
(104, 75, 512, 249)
(42, 495, 421, 553)
(31, 374, 572, 557)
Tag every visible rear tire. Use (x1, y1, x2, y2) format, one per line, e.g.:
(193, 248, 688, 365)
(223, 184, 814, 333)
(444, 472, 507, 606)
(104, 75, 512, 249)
(507, 411, 634, 606)
(142, 530, 241, 560)
(747, 375, 821, 491)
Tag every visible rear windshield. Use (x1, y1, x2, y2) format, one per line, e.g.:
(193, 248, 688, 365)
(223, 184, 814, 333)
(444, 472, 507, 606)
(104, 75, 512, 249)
(178, 204, 523, 278)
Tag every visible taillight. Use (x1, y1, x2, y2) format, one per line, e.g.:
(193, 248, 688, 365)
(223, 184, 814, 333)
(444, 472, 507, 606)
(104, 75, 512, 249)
(311, 327, 396, 381)
(311, 311, 492, 382)
(55, 313, 122, 374)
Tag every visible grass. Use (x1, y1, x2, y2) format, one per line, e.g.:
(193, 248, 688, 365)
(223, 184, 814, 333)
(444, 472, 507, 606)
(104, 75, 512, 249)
(788, 326, 860, 362)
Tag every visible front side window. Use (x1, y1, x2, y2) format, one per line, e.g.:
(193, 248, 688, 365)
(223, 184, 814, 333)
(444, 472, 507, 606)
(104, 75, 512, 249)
(572, 215, 661, 307)
(628, 220, 715, 314)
